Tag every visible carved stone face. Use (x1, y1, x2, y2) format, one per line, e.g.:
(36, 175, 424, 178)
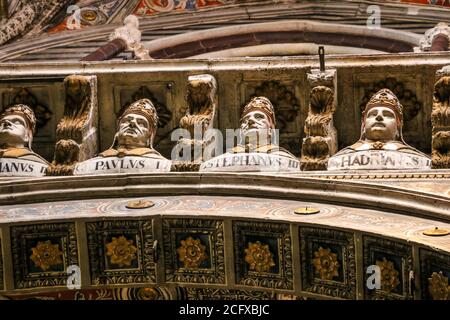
(241, 110, 272, 134)
(364, 106, 398, 142)
(116, 113, 152, 149)
(240, 110, 273, 147)
(0, 114, 29, 148)
(124, 16, 138, 29)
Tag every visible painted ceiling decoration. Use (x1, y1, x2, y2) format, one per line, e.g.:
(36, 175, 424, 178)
(47, 0, 124, 33)
(400, 0, 450, 7)
(133, 0, 229, 16)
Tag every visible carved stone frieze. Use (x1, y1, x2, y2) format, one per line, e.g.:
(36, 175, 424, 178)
(47, 75, 98, 175)
(431, 66, 450, 168)
(301, 69, 338, 170)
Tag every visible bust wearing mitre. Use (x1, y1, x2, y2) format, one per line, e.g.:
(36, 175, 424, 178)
(0, 104, 48, 167)
(328, 89, 430, 170)
(74, 98, 170, 174)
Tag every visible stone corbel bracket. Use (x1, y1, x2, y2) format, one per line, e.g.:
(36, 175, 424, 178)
(81, 15, 150, 61)
(415, 22, 450, 52)
(108, 15, 150, 60)
(46, 75, 99, 175)
(172, 74, 218, 172)
(431, 66, 450, 169)
(300, 69, 338, 171)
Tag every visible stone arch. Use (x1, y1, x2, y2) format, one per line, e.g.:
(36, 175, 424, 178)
(145, 20, 421, 59)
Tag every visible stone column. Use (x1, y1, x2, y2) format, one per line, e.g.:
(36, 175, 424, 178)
(431, 66, 450, 169)
(300, 69, 338, 171)
(46, 75, 98, 175)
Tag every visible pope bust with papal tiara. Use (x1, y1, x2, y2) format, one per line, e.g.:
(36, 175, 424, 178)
(74, 98, 170, 175)
(328, 89, 431, 170)
(200, 96, 300, 172)
(0, 104, 49, 176)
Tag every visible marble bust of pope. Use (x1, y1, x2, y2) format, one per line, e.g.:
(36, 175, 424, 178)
(74, 98, 170, 175)
(0, 104, 48, 164)
(328, 89, 430, 170)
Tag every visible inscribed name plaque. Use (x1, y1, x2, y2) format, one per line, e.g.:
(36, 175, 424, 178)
(200, 153, 301, 172)
(74, 156, 171, 175)
(327, 150, 431, 171)
(0, 158, 47, 177)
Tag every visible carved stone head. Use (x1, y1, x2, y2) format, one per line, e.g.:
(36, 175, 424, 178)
(0, 104, 36, 149)
(361, 89, 404, 142)
(239, 97, 277, 147)
(124, 15, 139, 29)
(114, 98, 158, 149)
(241, 96, 276, 131)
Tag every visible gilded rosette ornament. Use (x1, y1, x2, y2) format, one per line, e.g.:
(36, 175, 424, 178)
(376, 258, 400, 292)
(177, 236, 208, 269)
(30, 240, 63, 271)
(106, 236, 138, 267)
(137, 287, 159, 300)
(244, 241, 276, 273)
(312, 247, 340, 280)
(428, 272, 449, 300)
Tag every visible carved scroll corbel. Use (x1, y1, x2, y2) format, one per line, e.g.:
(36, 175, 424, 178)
(431, 66, 450, 169)
(172, 74, 218, 172)
(46, 75, 98, 175)
(300, 69, 338, 171)
(81, 15, 150, 61)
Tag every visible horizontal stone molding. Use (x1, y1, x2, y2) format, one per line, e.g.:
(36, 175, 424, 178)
(0, 172, 449, 222)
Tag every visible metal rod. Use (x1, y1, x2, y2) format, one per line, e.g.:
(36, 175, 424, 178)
(319, 46, 325, 72)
